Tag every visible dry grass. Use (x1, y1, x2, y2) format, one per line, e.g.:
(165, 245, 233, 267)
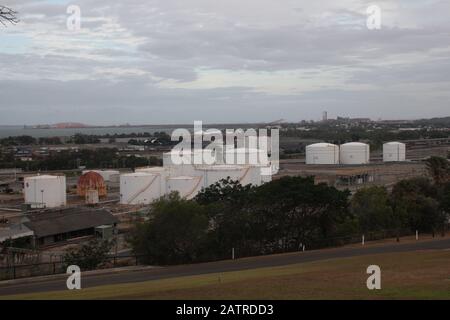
(2, 250, 449, 300)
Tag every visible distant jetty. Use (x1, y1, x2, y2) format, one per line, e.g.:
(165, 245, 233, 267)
(25, 123, 92, 129)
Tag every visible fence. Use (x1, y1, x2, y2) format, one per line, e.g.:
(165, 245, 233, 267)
(0, 229, 446, 282)
(231, 228, 444, 262)
(0, 254, 145, 281)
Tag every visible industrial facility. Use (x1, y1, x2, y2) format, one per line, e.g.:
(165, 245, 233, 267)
(119, 148, 273, 205)
(305, 141, 407, 166)
(287, 141, 412, 191)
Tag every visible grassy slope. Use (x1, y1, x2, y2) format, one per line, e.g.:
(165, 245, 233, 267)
(2, 250, 450, 300)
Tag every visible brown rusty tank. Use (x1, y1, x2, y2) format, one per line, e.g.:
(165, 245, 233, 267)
(77, 171, 107, 198)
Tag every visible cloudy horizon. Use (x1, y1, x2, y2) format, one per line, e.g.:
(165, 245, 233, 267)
(1, 0, 449, 125)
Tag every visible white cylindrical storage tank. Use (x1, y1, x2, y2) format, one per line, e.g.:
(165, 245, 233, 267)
(167, 176, 204, 200)
(24, 175, 66, 208)
(340, 142, 370, 165)
(99, 170, 120, 182)
(305, 143, 340, 165)
(383, 142, 406, 162)
(239, 166, 263, 186)
(135, 167, 168, 195)
(163, 149, 221, 167)
(196, 165, 247, 187)
(135, 167, 167, 175)
(120, 172, 162, 205)
(109, 173, 120, 183)
(261, 167, 273, 184)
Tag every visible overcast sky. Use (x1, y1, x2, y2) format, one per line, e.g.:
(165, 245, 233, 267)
(0, 0, 449, 125)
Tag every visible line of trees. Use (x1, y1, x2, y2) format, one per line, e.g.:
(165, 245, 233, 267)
(0, 136, 64, 146)
(0, 148, 161, 170)
(0, 132, 173, 146)
(128, 157, 450, 266)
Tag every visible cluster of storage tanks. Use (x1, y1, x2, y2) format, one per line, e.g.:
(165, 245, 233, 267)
(23, 169, 121, 209)
(22, 142, 406, 208)
(120, 148, 273, 205)
(306, 142, 406, 165)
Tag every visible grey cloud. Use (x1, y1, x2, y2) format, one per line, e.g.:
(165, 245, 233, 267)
(1, 0, 449, 124)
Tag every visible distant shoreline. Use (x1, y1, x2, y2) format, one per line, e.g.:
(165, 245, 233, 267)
(0, 123, 265, 139)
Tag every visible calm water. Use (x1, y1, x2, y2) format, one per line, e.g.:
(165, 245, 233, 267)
(0, 123, 261, 139)
(0, 126, 177, 138)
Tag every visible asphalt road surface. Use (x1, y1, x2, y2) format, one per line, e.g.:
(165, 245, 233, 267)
(0, 237, 449, 297)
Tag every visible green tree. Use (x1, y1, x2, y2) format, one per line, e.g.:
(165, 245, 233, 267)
(195, 177, 253, 206)
(425, 156, 449, 185)
(439, 182, 450, 215)
(128, 193, 209, 265)
(63, 239, 114, 270)
(250, 177, 350, 251)
(202, 176, 351, 257)
(350, 186, 393, 233)
(391, 178, 444, 235)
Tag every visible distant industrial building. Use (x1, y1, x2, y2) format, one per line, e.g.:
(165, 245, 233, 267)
(0, 208, 118, 248)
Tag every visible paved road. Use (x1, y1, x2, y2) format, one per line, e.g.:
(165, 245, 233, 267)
(0, 237, 449, 297)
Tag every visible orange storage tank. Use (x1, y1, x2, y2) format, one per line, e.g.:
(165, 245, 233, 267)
(77, 171, 107, 198)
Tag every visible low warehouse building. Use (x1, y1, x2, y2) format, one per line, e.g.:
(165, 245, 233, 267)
(23, 208, 118, 247)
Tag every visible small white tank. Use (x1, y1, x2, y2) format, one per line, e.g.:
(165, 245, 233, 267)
(167, 176, 204, 200)
(120, 172, 163, 205)
(24, 175, 66, 208)
(340, 142, 370, 165)
(86, 189, 99, 205)
(305, 143, 340, 165)
(383, 142, 406, 162)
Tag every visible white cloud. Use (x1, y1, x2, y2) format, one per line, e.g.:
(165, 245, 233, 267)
(0, 0, 449, 123)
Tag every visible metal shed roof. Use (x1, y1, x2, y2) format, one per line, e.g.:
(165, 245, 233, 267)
(24, 209, 118, 238)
